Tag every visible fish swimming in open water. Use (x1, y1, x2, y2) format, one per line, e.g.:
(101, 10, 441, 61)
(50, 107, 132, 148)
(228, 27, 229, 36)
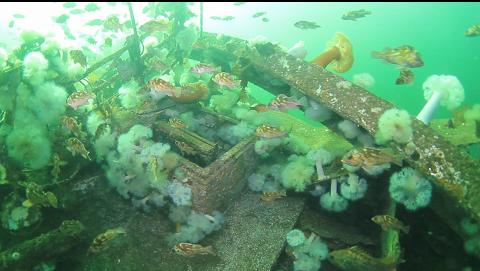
(372, 45, 424, 68)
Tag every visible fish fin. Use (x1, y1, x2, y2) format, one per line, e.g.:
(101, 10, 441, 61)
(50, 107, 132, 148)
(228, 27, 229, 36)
(297, 96, 309, 107)
(402, 225, 410, 234)
(392, 155, 403, 167)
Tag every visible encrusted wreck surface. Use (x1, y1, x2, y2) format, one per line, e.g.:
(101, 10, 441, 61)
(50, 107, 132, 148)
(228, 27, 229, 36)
(191, 32, 480, 233)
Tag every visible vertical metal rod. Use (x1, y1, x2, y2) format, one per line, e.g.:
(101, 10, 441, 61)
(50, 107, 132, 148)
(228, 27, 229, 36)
(200, 2, 204, 38)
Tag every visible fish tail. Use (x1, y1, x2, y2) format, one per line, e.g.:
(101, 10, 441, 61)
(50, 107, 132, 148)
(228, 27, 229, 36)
(205, 245, 216, 256)
(371, 51, 383, 59)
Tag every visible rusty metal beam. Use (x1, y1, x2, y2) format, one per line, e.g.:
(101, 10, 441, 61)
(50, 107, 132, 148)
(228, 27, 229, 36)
(191, 32, 480, 235)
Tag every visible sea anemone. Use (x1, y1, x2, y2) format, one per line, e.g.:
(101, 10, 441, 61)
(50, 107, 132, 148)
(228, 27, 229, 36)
(310, 32, 354, 73)
(287, 229, 306, 247)
(340, 173, 368, 200)
(417, 75, 465, 124)
(338, 119, 361, 139)
(375, 108, 413, 145)
(389, 167, 432, 211)
(6, 124, 51, 170)
(288, 40, 308, 60)
(23, 51, 49, 85)
(352, 72, 375, 89)
(320, 179, 348, 212)
(281, 155, 315, 192)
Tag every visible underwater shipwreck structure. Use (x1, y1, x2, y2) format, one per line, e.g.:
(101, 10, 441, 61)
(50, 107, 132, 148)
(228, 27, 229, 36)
(1, 3, 480, 271)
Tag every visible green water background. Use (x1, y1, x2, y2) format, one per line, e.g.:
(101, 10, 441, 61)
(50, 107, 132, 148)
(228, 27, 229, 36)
(1, 2, 478, 119)
(202, 2, 480, 119)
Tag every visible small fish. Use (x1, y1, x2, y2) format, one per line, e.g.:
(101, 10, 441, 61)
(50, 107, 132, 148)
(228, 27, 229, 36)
(234, 2, 246, 6)
(252, 12, 266, 18)
(210, 16, 222, 20)
(341, 9, 372, 21)
(139, 19, 172, 33)
(262, 17, 269, 23)
(63, 2, 76, 8)
(251, 104, 269, 112)
(395, 69, 415, 85)
(148, 78, 181, 97)
(149, 156, 160, 181)
(86, 19, 103, 26)
(51, 153, 68, 181)
(329, 246, 400, 271)
(23, 182, 58, 208)
(85, 3, 100, 12)
(70, 8, 85, 15)
(261, 190, 287, 201)
(175, 140, 197, 156)
(168, 118, 186, 129)
(13, 13, 25, 19)
(67, 91, 96, 110)
(54, 14, 70, 24)
(61, 116, 83, 137)
(103, 15, 122, 32)
(173, 243, 215, 257)
(222, 16, 235, 21)
(465, 23, 480, 37)
(372, 45, 424, 68)
(341, 147, 403, 174)
(190, 63, 217, 75)
(267, 94, 302, 112)
(88, 227, 126, 255)
(294, 20, 321, 30)
(70, 50, 87, 67)
(212, 72, 241, 89)
(255, 124, 287, 139)
(66, 137, 91, 160)
(95, 122, 111, 140)
(371, 215, 410, 234)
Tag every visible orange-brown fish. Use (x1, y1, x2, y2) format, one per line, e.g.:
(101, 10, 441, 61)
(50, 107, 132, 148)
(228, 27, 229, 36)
(190, 63, 217, 75)
(170, 82, 209, 104)
(251, 103, 269, 112)
(371, 215, 410, 234)
(139, 19, 172, 33)
(261, 190, 287, 201)
(66, 137, 91, 160)
(61, 116, 83, 137)
(372, 45, 423, 68)
(329, 246, 400, 271)
(341, 147, 403, 171)
(173, 243, 215, 257)
(267, 94, 302, 112)
(212, 72, 241, 89)
(168, 118, 186, 129)
(255, 124, 287, 139)
(70, 49, 87, 67)
(395, 69, 414, 85)
(88, 227, 126, 255)
(175, 140, 197, 156)
(148, 78, 181, 97)
(67, 91, 96, 110)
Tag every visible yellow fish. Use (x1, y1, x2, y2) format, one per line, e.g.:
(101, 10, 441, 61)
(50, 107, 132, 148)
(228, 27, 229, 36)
(372, 45, 423, 68)
(329, 246, 401, 271)
(88, 227, 126, 255)
(395, 69, 414, 85)
(255, 124, 287, 139)
(465, 23, 480, 37)
(66, 137, 91, 160)
(168, 118, 186, 129)
(371, 215, 410, 234)
(261, 190, 287, 202)
(173, 243, 215, 257)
